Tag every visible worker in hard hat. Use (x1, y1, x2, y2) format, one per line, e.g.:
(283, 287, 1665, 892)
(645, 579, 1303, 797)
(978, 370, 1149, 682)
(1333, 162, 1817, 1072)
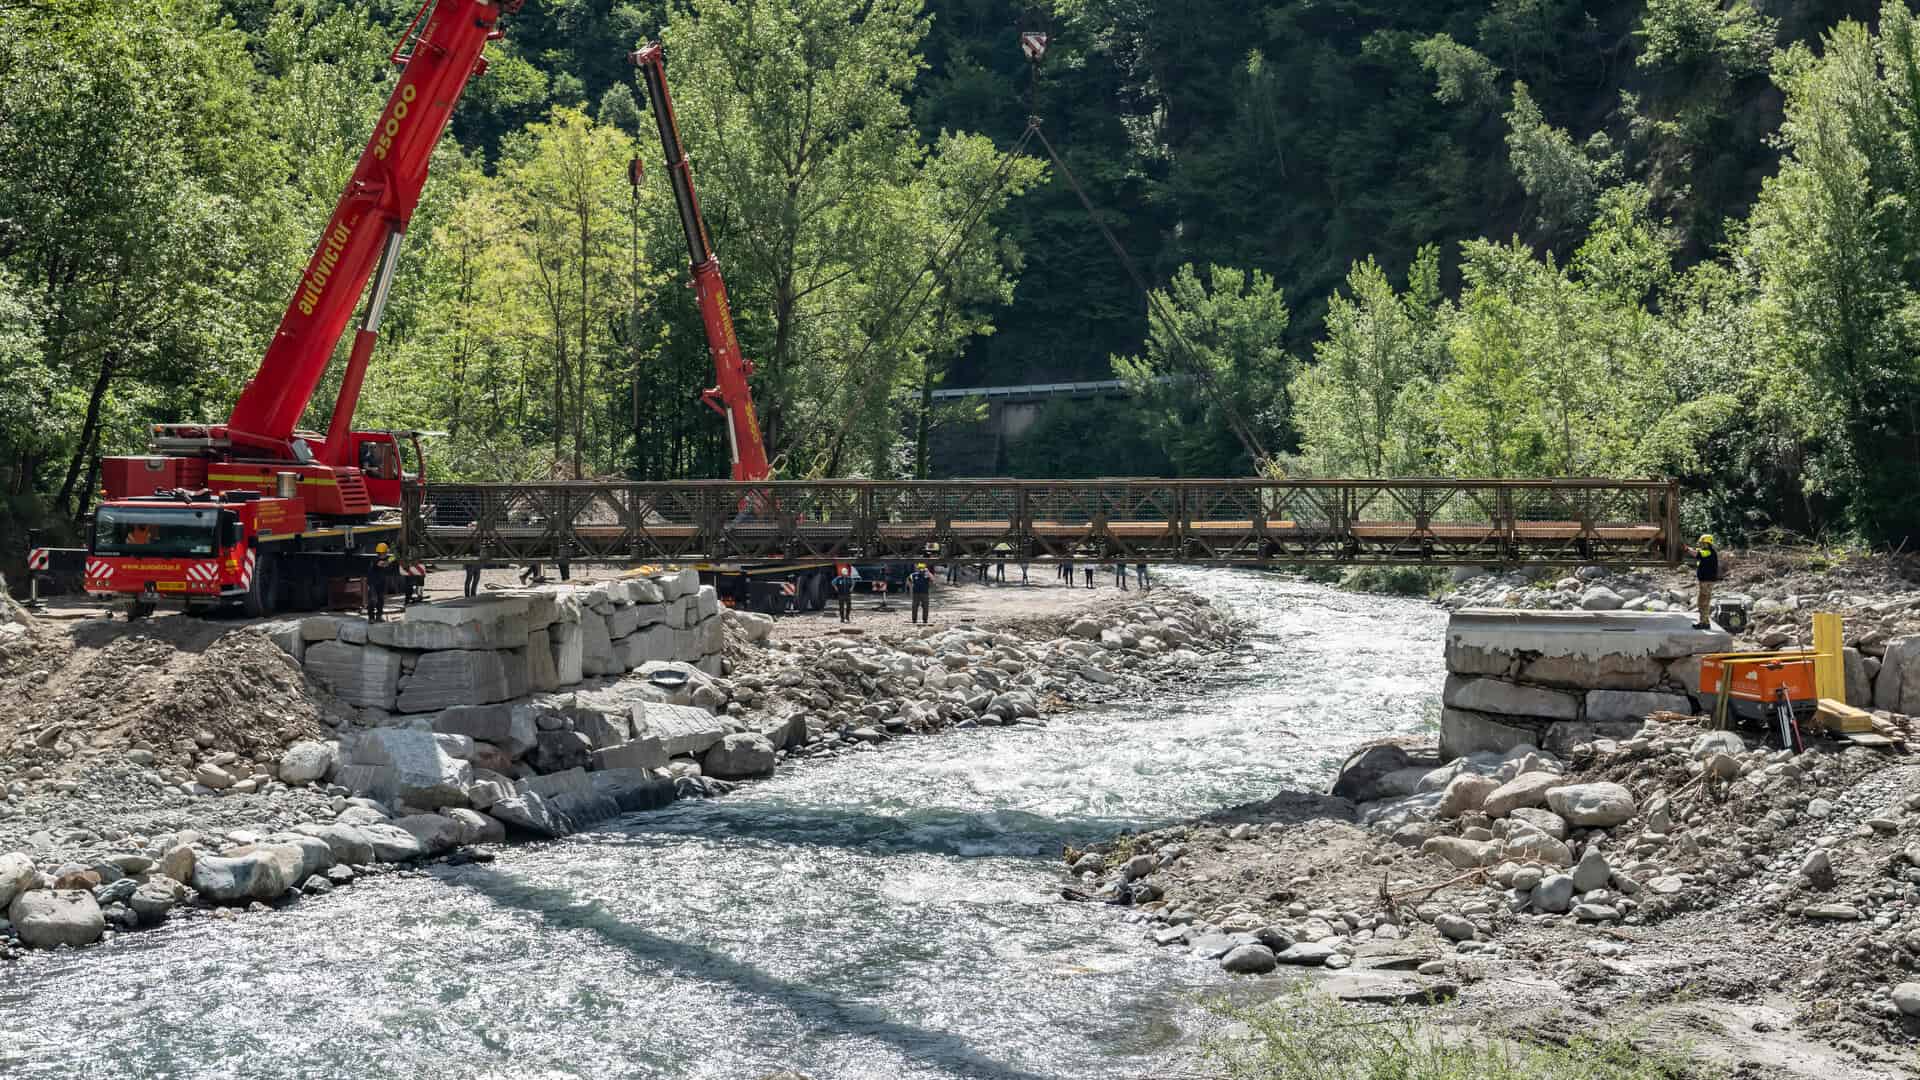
(1683, 533, 1720, 630)
(909, 562, 934, 625)
(367, 542, 398, 622)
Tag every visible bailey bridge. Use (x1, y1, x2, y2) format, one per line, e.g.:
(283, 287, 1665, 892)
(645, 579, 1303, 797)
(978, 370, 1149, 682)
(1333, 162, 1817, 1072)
(401, 477, 1681, 568)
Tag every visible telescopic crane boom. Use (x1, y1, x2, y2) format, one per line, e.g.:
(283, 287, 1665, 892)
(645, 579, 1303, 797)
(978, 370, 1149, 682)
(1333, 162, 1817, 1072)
(628, 43, 772, 483)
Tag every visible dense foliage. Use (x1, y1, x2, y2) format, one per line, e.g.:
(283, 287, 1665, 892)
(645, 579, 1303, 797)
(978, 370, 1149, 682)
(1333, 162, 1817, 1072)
(9, 0, 1920, 554)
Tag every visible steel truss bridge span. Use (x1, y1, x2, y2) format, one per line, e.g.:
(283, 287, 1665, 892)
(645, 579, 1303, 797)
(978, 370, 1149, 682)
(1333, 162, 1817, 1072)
(402, 478, 1680, 568)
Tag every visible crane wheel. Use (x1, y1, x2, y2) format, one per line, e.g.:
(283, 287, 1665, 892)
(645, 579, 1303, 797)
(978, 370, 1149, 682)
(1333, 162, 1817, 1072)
(243, 554, 279, 618)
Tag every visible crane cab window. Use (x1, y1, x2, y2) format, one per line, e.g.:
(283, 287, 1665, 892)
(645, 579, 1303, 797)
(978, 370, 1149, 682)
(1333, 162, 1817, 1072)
(94, 506, 217, 557)
(358, 440, 398, 480)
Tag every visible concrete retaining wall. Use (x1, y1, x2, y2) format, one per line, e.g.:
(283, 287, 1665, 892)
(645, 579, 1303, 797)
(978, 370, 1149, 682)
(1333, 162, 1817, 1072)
(1440, 611, 1731, 759)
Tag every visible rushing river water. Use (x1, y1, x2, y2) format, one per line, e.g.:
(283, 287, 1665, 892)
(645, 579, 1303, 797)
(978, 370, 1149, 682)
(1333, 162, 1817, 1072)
(0, 570, 1446, 1080)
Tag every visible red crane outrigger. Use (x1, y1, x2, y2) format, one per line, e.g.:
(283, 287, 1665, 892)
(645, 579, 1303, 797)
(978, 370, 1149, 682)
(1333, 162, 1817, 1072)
(628, 43, 772, 483)
(54, 0, 517, 616)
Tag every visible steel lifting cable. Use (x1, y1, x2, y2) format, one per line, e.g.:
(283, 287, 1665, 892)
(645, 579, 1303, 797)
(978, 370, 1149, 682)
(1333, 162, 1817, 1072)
(1026, 123, 1272, 470)
(800, 121, 1043, 477)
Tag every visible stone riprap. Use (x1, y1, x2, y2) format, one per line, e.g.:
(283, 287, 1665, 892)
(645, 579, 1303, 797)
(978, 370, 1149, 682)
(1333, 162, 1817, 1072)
(1440, 610, 1731, 759)
(293, 572, 725, 719)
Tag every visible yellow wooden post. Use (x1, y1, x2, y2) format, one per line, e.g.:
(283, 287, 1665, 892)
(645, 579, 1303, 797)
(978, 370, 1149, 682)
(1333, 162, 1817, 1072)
(1812, 612, 1844, 703)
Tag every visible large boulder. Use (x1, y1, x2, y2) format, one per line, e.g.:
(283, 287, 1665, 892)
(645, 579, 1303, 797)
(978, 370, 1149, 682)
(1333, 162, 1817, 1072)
(303, 641, 403, 709)
(0, 852, 35, 909)
(578, 610, 621, 677)
(291, 823, 375, 866)
(191, 850, 298, 903)
(590, 739, 669, 773)
(488, 792, 571, 838)
(590, 768, 677, 813)
(1438, 708, 1536, 761)
(1441, 676, 1579, 721)
(443, 807, 507, 845)
(373, 595, 531, 650)
(549, 621, 586, 685)
(1876, 636, 1920, 714)
(357, 823, 428, 862)
(1584, 689, 1691, 724)
(1435, 773, 1500, 818)
(8, 889, 105, 948)
(260, 834, 336, 881)
(277, 740, 337, 785)
(1545, 782, 1637, 828)
(1480, 771, 1564, 818)
(129, 877, 183, 925)
(432, 704, 538, 758)
(723, 608, 774, 643)
(530, 730, 594, 774)
(701, 733, 777, 780)
(631, 702, 727, 757)
(1421, 836, 1501, 869)
(395, 649, 523, 713)
(391, 814, 465, 855)
(524, 629, 560, 694)
(341, 729, 474, 808)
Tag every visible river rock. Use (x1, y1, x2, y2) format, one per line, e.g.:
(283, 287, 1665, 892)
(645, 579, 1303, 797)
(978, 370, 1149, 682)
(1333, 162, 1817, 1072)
(1689, 731, 1745, 758)
(160, 843, 193, 884)
(1434, 914, 1475, 942)
(1545, 783, 1637, 828)
(1503, 829, 1572, 866)
(1480, 771, 1562, 818)
(531, 730, 594, 774)
(0, 852, 34, 908)
(443, 808, 507, 845)
(191, 850, 296, 903)
(262, 834, 336, 880)
(1800, 848, 1836, 890)
(1571, 847, 1611, 892)
(1220, 943, 1278, 974)
(392, 814, 464, 855)
(1275, 942, 1338, 966)
(358, 823, 429, 862)
(278, 740, 337, 785)
(702, 733, 777, 780)
(291, 823, 375, 866)
(1508, 807, 1569, 841)
(1436, 774, 1499, 818)
(1421, 836, 1500, 869)
(488, 792, 571, 838)
(1329, 743, 1434, 802)
(723, 608, 774, 643)
(129, 877, 182, 925)
(1893, 983, 1920, 1017)
(8, 889, 104, 948)
(1533, 873, 1575, 913)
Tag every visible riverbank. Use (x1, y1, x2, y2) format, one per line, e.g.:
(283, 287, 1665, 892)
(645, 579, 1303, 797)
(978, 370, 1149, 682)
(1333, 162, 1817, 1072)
(1074, 551, 1920, 1080)
(0, 571, 1242, 959)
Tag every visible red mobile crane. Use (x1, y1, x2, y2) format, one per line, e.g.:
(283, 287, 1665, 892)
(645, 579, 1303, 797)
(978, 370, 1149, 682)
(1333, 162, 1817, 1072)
(628, 43, 770, 483)
(32, 0, 516, 616)
(626, 45, 832, 613)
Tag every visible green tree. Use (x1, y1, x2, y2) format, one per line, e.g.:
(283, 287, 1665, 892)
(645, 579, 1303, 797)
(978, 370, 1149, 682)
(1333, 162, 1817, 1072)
(1296, 248, 1444, 476)
(1113, 264, 1294, 475)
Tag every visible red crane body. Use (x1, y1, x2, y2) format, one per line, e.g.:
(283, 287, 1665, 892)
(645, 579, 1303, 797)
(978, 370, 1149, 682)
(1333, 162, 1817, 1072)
(76, 0, 512, 616)
(629, 43, 772, 483)
(100, 0, 508, 518)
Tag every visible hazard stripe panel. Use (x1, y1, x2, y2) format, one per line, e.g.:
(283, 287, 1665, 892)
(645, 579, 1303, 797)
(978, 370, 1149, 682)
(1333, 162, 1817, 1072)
(27, 548, 48, 570)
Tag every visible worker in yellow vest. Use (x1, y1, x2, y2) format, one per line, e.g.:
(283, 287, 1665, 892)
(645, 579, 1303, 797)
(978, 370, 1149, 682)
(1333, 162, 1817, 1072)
(1684, 533, 1720, 630)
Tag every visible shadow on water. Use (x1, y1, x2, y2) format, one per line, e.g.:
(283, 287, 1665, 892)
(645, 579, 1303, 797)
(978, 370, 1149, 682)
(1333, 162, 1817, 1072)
(446, 863, 1060, 1080)
(587, 801, 1175, 860)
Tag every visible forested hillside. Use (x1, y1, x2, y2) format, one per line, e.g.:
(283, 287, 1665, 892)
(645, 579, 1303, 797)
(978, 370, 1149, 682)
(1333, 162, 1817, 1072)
(7, 0, 1920, 557)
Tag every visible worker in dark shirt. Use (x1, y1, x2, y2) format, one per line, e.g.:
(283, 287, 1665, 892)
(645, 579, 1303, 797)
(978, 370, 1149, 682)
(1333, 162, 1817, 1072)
(367, 543, 397, 622)
(833, 564, 855, 623)
(909, 562, 934, 624)
(1685, 533, 1720, 629)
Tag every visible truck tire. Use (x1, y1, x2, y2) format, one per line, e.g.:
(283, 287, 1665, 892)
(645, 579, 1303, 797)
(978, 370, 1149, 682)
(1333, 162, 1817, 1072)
(243, 554, 278, 617)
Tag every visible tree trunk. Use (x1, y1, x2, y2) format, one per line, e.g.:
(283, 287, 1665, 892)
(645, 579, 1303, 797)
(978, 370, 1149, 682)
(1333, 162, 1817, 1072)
(56, 349, 116, 519)
(916, 368, 932, 480)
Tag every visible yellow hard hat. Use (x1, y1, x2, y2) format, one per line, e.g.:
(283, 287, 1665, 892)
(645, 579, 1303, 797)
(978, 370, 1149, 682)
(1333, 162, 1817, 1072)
(916, 562, 927, 569)
(1697, 534, 1714, 546)
(376, 543, 390, 554)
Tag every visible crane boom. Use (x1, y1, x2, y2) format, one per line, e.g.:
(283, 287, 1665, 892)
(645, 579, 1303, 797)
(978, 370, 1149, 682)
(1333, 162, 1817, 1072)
(628, 43, 772, 483)
(226, 0, 509, 461)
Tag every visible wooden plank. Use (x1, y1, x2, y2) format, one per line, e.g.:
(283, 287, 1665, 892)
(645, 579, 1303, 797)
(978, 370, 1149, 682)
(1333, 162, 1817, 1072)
(1815, 698, 1876, 734)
